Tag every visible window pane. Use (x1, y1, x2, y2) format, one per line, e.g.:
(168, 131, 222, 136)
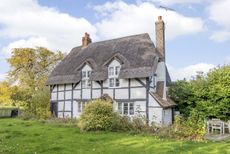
(115, 78, 120, 87)
(115, 66, 120, 75)
(87, 71, 91, 77)
(124, 103, 128, 115)
(129, 103, 134, 115)
(118, 103, 122, 114)
(109, 67, 114, 76)
(78, 102, 81, 112)
(82, 71, 86, 78)
(109, 78, 114, 87)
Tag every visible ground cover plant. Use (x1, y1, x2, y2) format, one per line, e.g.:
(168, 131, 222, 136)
(0, 118, 229, 154)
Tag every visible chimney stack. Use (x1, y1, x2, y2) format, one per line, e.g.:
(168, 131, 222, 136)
(82, 32, 92, 47)
(155, 16, 165, 61)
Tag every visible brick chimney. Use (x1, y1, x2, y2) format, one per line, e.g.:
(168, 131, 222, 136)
(155, 16, 165, 61)
(82, 32, 92, 47)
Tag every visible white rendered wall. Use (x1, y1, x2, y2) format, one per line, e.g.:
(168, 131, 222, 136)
(149, 94, 160, 107)
(73, 90, 81, 99)
(108, 59, 120, 68)
(58, 84, 64, 91)
(65, 91, 72, 100)
(92, 81, 101, 88)
(82, 89, 91, 99)
(130, 78, 145, 87)
(149, 107, 163, 125)
(163, 108, 172, 125)
(155, 62, 167, 99)
(65, 101, 71, 111)
(51, 92, 57, 101)
(130, 87, 146, 99)
(115, 89, 129, 99)
(58, 91, 64, 100)
(82, 64, 92, 72)
(148, 93, 162, 125)
(134, 101, 146, 117)
(73, 101, 78, 118)
(103, 89, 113, 98)
(92, 89, 101, 99)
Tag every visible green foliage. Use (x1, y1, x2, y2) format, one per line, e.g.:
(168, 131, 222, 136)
(169, 65, 230, 120)
(0, 82, 12, 106)
(30, 87, 51, 119)
(78, 99, 115, 131)
(1, 47, 64, 118)
(158, 113, 206, 141)
(111, 114, 156, 133)
(7, 47, 64, 90)
(173, 112, 206, 141)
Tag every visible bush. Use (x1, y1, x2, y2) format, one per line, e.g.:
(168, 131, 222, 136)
(158, 112, 206, 141)
(110, 114, 133, 132)
(78, 99, 115, 131)
(111, 114, 157, 134)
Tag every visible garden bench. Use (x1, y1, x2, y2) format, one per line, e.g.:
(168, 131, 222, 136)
(207, 119, 230, 134)
(211, 120, 223, 134)
(223, 120, 230, 134)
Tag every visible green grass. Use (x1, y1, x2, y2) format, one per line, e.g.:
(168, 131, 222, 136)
(0, 118, 229, 154)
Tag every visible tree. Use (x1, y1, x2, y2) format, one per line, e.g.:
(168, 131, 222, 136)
(8, 47, 64, 90)
(169, 65, 230, 120)
(0, 82, 12, 106)
(7, 47, 64, 116)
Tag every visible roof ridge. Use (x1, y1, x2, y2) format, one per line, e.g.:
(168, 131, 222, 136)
(73, 33, 150, 49)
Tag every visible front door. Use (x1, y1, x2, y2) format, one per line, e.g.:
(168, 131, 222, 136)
(51, 101, 58, 117)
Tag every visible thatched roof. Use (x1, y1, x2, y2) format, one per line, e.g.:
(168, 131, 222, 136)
(46, 33, 162, 85)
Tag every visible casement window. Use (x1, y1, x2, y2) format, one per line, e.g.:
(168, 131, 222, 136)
(82, 70, 91, 88)
(78, 102, 87, 112)
(117, 102, 134, 116)
(108, 66, 120, 87)
(150, 75, 156, 88)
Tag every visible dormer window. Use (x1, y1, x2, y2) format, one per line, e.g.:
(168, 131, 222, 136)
(108, 60, 121, 88)
(81, 64, 92, 88)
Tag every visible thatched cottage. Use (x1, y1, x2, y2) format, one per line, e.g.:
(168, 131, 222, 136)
(46, 16, 176, 125)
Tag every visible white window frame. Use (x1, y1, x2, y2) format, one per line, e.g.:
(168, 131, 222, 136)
(117, 102, 134, 116)
(108, 66, 120, 88)
(150, 75, 156, 88)
(82, 70, 91, 89)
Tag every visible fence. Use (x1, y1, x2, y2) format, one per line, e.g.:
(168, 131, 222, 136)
(0, 107, 20, 118)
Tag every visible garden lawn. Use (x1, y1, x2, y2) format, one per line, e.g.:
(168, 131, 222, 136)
(0, 118, 229, 154)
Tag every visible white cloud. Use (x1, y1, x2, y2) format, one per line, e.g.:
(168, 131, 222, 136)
(94, 1, 204, 41)
(208, 0, 230, 42)
(0, 0, 205, 55)
(167, 63, 215, 81)
(2, 37, 49, 56)
(146, 0, 206, 5)
(0, 0, 97, 54)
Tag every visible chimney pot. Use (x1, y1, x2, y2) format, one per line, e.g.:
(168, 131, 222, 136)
(82, 32, 92, 47)
(158, 16, 162, 21)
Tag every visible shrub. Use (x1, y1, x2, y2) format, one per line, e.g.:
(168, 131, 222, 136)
(110, 114, 133, 132)
(111, 114, 157, 134)
(78, 99, 115, 131)
(158, 111, 206, 141)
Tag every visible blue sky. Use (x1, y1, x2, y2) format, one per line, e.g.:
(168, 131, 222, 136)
(0, 0, 230, 81)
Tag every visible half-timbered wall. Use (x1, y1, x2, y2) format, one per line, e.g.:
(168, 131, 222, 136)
(50, 61, 172, 125)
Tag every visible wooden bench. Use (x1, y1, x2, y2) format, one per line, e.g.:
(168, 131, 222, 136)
(207, 119, 230, 134)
